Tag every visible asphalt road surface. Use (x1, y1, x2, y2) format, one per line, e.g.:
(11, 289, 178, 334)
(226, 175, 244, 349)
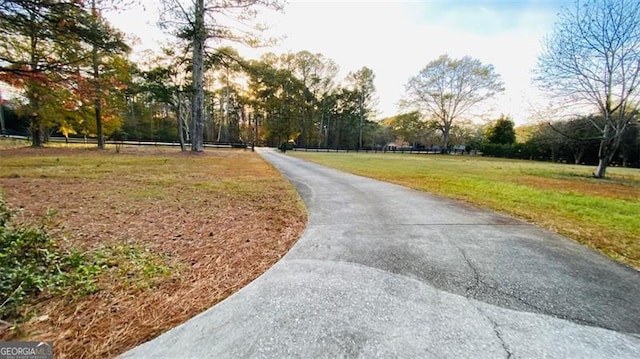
(121, 148, 640, 358)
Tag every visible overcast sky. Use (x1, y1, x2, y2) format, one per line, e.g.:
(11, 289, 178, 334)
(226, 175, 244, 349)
(105, 0, 571, 125)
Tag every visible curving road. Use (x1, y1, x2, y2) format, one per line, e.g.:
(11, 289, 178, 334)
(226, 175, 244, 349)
(122, 148, 640, 358)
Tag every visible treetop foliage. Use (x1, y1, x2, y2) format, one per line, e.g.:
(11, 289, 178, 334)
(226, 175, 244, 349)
(0, 0, 133, 146)
(0, 0, 129, 77)
(485, 115, 516, 145)
(159, 0, 284, 47)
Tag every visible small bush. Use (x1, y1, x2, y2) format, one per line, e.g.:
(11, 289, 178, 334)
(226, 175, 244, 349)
(0, 198, 101, 319)
(0, 197, 173, 322)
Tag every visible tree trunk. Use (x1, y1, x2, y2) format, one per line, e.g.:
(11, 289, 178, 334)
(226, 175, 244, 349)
(252, 113, 258, 151)
(335, 117, 340, 149)
(191, 0, 205, 152)
(0, 94, 6, 135)
(30, 113, 42, 147)
(177, 96, 185, 152)
(92, 0, 104, 150)
(594, 158, 608, 178)
(300, 119, 307, 147)
(358, 92, 364, 150)
(28, 17, 41, 148)
(594, 122, 612, 178)
(217, 95, 224, 142)
(442, 128, 450, 154)
(94, 63, 103, 149)
(573, 147, 584, 164)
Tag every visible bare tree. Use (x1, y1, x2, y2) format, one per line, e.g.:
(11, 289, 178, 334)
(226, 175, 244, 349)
(160, 0, 283, 152)
(536, 0, 640, 178)
(402, 55, 504, 152)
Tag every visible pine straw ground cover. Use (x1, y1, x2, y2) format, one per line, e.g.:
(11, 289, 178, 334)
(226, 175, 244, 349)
(0, 143, 306, 358)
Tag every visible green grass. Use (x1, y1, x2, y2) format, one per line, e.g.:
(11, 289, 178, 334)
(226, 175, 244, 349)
(289, 152, 640, 269)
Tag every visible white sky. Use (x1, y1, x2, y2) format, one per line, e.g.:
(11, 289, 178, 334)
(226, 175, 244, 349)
(104, 0, 570, 125)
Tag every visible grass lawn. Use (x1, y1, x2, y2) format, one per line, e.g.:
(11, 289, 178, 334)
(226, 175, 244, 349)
(0, 140, 306, 358)
(289, 151, 640, 270)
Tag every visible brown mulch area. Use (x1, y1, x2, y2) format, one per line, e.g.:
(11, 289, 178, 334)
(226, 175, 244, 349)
(0, 146, 307, 358)
(516, 175, 640, 201)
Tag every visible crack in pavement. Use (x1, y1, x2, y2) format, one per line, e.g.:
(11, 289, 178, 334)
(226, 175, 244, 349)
(453, 243, 623, 334)
(457, 246, 482, 295)
(477, 306, 515, 359)
(484, 282, 613, 331)
(457, 244, 515, 357)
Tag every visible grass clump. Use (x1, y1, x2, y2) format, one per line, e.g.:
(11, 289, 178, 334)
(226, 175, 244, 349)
(92, 241, 173, 290)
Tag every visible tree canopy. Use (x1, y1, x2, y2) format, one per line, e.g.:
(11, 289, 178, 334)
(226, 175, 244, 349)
(485, 115, 516, 145)
(1, 1, 639, 170)
(0, 0, 129, 147)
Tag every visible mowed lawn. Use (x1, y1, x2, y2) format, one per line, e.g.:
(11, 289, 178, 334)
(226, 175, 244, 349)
(0, 142, 306, 358)
(289, 151, 640, 270)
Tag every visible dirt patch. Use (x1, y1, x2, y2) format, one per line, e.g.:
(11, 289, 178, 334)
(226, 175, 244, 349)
(0, 146, 307, 358)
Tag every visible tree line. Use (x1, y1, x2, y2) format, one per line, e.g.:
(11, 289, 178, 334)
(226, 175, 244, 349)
(1, 0, 640, 178)
(1, 1, 381, 151)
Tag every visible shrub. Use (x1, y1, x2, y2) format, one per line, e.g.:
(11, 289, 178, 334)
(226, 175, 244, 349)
(0, 196, 173, 324)
(481, 143, 531, 159)
(0, 198, 101, 319)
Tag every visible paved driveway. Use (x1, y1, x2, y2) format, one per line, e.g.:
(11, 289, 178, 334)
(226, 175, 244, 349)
(121, 148, 640, 358)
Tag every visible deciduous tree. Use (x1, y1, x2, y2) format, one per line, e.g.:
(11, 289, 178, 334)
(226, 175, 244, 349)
(246, 56, 306, 146)
(382, 111, 427, 147)
(402, 54, 504, 152)
(536, 0, 640, 178)
(0, 0, 129, 147)
(1, 0, 87, 145)
(84, 0, 130, 149)
(346, 66, 376, 149)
